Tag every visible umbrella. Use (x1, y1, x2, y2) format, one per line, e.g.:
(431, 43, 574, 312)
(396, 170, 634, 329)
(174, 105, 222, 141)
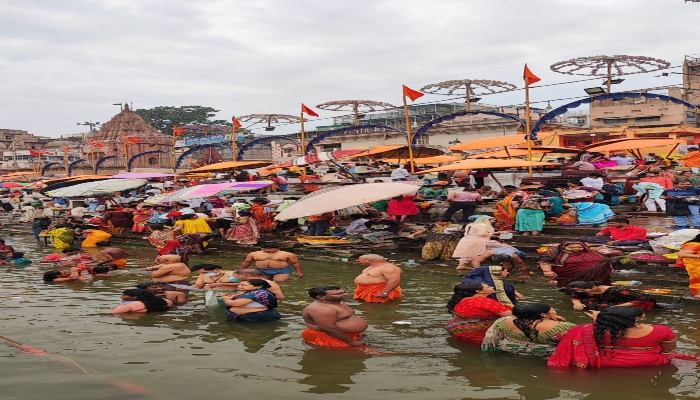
(466, 146, 579, 159)
(275, 149, 368, 167)
(582, 138, 684, 153)
(46, 179, 148, 197)
(185, 160, 273, 173)
(144, 181, 273, 204)
(419, 159, 555, 174)
(0, 182, 27, 188)
(40, 175, 113, 195)
(449, 132, 555, 151)
(274, 182, 421, 221)
(349, 145, 444, 160)
(382, 155, 460, 164)
(111, 172, 176, 179)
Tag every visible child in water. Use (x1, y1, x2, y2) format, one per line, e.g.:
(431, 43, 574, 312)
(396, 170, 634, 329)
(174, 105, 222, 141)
(2, 252, 32, 266)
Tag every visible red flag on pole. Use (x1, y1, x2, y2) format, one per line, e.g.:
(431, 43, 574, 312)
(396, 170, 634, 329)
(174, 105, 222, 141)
(301, 104, 319, 117)
(232, 117, 243, 128)
(172, 126, 185, 136)
(523, 64, 541, 85)
(402, 85, 424, 102)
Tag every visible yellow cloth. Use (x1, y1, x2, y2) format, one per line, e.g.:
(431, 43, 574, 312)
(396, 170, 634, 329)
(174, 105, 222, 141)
(175, 218, 212, 234)
(81, 230, 112, 247)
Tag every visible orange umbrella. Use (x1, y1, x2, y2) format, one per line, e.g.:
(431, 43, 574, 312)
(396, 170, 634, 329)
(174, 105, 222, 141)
(420, 158, 554, 173)
(467, 146, 579, 159)
(583, 138, 685, 153)
(185, 160, 273, 173)
(449, 132, 555, 151)
(338, 145, 444, 160)
(382, 155, 460, 164)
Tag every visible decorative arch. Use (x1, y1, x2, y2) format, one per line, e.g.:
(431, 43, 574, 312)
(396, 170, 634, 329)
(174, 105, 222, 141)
(127, 150, 171, 171)
(175, 144, 228, 169)
(67, 159, 92, 176)
(41, 162, 64, 175)
(530, 92, 699, 138)
(94, 155, 125, 173)
(412, 111, 525, 146)
(238, 136, 300, 160)
(305, 125, 406, 154)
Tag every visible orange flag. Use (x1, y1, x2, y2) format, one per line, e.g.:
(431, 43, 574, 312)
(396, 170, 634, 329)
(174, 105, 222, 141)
(232, 117, 243, 128)
(523, 64, 541, 85)
(172, 126, 185, 135)
(402, 85, 424, 102)
(301, 104, 319, 117)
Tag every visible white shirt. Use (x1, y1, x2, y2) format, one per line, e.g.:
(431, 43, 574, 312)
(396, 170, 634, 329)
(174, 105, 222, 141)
(391, 168, 411, 180)
(580, 177, 604, 190)
(345, 218, 369, 234)
(610, 155, 635, 166)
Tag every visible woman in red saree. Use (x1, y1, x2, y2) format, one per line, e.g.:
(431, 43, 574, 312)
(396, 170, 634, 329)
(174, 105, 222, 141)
(538, 241, 613, 288)
(131, 205, 153, 233)
(250, 198, 275, 233)
(445, 282, 512, 344)
(226, 210, 259, 245)
(548, 307, 677, 368)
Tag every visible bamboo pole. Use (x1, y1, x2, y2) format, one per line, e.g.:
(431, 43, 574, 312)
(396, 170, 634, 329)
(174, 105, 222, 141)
(231, 124, 237, 161)
(525, 82, 533, 177)
(172, 132, 178, 171)
(300, 107, 306, 155)
(402, 94, 416, 173)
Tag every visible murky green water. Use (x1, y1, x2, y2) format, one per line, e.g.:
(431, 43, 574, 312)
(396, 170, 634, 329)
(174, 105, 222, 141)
(1, 235, 700, 400)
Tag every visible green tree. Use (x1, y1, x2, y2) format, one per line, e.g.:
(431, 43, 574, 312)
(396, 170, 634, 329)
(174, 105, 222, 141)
(134, 106, 230, 136)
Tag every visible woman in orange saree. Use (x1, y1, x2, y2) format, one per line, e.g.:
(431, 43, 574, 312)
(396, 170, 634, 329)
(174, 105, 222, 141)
(250, 199, 276, 233)
(676, 233, 700, 298)
(493, 194, 520, 230)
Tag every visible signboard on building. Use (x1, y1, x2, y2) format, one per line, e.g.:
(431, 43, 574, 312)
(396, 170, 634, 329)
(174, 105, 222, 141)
(175, 134, 232, 148)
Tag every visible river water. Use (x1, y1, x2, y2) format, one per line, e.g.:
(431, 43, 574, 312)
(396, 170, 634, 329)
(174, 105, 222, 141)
(1, 235, 700, 400)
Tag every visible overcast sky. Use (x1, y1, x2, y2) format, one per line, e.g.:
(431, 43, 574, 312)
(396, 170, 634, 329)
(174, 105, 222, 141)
(1, 0, 699, 138)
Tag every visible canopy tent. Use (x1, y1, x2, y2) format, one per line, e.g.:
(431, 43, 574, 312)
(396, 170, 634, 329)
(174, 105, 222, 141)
(582, 137, 685, 156)
(337, 146, 445, 162)
(274, 182, 421, 221)
(111, 172, 176, 179)
(0, 171, 41, 181)
(43, 175, 111, 185)
(466, 146, 579, 159)
(144, 181, 273, 204)
(46, 179, 148, 197)
(419, 159, 555, 174)
(185, 160, 273, 173)
(381, 155, 460, 164)
(449, 132, 556, 151)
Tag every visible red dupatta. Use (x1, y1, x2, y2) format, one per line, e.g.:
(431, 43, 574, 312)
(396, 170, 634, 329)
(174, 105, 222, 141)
(547, 324, 600, 369)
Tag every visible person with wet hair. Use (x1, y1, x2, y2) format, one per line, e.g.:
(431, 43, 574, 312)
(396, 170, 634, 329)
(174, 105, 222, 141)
(549, 307, 677, 368)
(445, 282, 512, 344)
(301, 286, 368, 347)
(43, 266, 89, 282)
(482, 303, 576, 356)
(565, 281, 657, 311)
(110, 289, 172, 314)
(136, 281, 188, 305)
(218, 279, 280, 322)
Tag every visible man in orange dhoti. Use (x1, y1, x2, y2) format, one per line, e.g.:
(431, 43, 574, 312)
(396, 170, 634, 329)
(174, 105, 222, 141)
(353, 254, 403, 303)
(301, 286, 368, 347)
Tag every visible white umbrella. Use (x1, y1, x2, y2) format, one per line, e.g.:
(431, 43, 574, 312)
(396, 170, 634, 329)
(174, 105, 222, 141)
(274, 182, 421, 221)
(46, 179, 148, 197)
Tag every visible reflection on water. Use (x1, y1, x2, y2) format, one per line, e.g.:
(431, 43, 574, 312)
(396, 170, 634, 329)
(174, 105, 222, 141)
(1, 235, 699, 399)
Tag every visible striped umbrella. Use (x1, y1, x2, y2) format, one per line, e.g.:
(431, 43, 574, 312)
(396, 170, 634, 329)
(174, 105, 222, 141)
(144, 181, 272, 204)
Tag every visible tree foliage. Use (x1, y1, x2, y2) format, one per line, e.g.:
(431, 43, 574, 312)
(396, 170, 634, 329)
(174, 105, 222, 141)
(134, 106, 231, 136)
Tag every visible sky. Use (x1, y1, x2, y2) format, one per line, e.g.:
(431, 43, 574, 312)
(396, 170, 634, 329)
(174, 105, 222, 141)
(1, 0, 700, 138)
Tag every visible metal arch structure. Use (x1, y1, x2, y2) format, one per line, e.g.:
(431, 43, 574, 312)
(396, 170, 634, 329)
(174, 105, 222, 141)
(305, 125, 407, 154)
(127, 150, 171, 172)
(237, 136, 300, 160)
(67, 159, 92, 176)
(41, 162, 65, 175)
(175, 144, 229, 169)
(530, 92, 699, 138)
(411, 111, 526, 146)
(94, 155, 125, 173)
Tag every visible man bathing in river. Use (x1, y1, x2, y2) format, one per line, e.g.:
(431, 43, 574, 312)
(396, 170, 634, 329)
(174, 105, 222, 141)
(353, 254, 403, 303)
(136, 281, 189, 305)
(301, 286, 368, 347)
(239, 243, 303, 282)
(96, 246, 132, 269)
(145, 254, 191, 286)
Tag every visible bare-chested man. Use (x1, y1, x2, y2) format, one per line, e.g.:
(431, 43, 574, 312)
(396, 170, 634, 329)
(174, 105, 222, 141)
(239, 243, 303, 282)
(301, 286, 368, 347)
(353, 254, 403, 303)
(96, 246, 131, 269)
(145, 254, 191, 285)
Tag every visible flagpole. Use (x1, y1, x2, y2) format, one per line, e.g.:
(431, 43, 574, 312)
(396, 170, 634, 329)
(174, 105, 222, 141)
(300, 107, 306, 155)
(525, 79, 533, 177)
(402, 94, 416, 173)
(172, 131, 178, 171)
(231, 124, 237, 161)
(123, 139, 129, 172)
